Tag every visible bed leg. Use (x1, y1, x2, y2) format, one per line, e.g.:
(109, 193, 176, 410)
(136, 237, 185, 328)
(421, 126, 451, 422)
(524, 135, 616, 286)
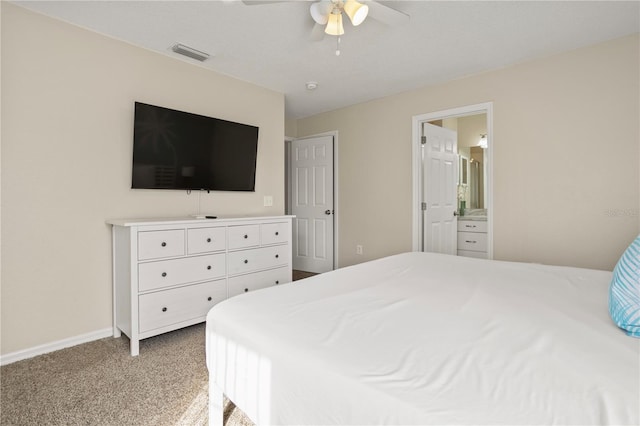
(209, 381, 224, 426)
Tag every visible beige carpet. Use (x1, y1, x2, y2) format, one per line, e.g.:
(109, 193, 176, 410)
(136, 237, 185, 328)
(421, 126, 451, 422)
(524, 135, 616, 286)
(0, 324, 253, 426)
(1, 271, 318, 425)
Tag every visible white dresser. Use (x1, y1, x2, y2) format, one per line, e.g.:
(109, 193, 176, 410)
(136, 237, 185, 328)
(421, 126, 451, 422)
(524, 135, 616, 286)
(457, 219, 488, 259)
(108, 215, 293, 355)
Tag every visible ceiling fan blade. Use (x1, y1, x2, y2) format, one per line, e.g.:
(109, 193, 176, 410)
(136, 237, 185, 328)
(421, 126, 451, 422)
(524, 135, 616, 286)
(366, 1, 410, 26)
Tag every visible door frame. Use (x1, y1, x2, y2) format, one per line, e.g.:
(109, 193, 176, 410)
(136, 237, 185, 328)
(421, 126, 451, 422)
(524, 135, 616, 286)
(411, 102, 494, 259)
(285, 131, 339, 270)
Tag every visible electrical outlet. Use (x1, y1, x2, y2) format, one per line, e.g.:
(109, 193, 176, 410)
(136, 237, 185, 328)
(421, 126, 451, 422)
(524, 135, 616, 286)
(263, 195, 273, 207)
(356, 244, 363, 255)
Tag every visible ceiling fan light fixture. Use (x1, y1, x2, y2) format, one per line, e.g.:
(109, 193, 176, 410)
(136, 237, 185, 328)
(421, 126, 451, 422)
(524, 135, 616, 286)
(344, 0, 368, 26)
(324, 10, 344, 36)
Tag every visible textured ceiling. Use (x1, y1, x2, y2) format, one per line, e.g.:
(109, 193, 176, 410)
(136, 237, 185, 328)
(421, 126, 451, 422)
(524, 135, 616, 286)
(13, 1, 640, 118)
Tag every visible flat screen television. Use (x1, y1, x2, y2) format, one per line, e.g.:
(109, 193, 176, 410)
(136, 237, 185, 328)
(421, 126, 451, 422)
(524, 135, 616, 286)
(131, 102, 258, 191)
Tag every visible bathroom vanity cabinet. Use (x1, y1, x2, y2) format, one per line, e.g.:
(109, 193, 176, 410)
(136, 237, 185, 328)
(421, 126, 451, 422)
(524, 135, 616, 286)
(457, 219, 488, 259)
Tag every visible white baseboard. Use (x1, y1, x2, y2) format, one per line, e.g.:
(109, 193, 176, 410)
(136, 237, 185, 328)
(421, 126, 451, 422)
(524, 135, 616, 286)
(0, 327, 113, 366)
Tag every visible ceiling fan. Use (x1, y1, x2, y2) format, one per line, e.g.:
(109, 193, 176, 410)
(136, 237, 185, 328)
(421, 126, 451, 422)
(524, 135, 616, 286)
(242, 0, 409, 39)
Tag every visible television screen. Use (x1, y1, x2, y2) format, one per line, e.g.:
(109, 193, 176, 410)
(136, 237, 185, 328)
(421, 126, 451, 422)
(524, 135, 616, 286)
(131, 102, 258, 191)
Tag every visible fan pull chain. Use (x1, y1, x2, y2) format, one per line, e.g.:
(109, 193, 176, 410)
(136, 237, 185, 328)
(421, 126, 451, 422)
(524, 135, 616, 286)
(336, 36, 341, 56)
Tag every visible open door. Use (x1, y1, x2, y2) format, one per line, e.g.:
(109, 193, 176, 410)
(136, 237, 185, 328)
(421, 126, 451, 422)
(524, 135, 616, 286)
(412, 103, 493, 258)
(422, 123, 458, 254)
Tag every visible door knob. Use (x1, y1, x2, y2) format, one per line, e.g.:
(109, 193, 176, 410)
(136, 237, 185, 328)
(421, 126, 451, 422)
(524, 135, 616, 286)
(325, 210, 331, 215)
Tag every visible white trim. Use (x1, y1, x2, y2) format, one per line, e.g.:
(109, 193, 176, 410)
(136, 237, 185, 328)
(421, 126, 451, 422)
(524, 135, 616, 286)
(284, 136, 295, 217)
(0, 327, 113, 366)
(412, 102, 494, 259)
(289, 130, 340, 269)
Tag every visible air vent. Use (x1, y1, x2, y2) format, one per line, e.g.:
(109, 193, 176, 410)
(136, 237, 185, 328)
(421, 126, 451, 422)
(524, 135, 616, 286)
(171, 43, 210, 62)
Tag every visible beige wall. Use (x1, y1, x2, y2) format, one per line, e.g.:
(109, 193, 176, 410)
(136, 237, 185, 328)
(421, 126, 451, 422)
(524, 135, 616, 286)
(285, 117, 297, 139)
(1, 4, 285, 355)
(297, 34, 640, 270)
(457, 114, 487, 149)
(0, 2, 3, 358)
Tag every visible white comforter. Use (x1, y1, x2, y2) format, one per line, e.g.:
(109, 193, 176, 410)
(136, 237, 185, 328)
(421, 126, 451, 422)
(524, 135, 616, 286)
(206, 252, 639, 425)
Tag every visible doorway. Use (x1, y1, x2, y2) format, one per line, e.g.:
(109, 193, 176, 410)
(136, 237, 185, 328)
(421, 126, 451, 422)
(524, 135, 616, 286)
(411, 103, 493, 259)
(285, 133, 338, 273)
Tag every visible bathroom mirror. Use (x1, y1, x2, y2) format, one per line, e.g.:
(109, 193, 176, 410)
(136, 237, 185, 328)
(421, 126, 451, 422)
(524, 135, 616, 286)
(459, 156, 468, 185)
(467, 147, 485, 209)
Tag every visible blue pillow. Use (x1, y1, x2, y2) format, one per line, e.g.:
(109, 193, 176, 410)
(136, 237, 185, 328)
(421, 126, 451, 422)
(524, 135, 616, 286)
(609, 234, 640, 337)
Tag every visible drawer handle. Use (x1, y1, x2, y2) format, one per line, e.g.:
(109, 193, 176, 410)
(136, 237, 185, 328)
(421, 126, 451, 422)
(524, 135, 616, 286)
(275, 254, 279, 259)
(207, 238, 212, 243)
(244, 259, 248, 264)
(162, 307, 167, 312)
(465, 225, 476, 228)
(275, 280, 280, 285)
(465, 240, 477, 244)
(207, 265, 212, 270)
(207, 296, 212, 301)
(275, 231, 279, 236)
(244, 234, 248, 239)
(161, 242, 167, 247)
(244, 288, 249, 293)
(161, 272, 167, 277)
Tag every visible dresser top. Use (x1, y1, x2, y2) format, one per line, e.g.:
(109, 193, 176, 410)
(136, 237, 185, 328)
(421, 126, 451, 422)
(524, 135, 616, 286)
(107, 215, 294, 227)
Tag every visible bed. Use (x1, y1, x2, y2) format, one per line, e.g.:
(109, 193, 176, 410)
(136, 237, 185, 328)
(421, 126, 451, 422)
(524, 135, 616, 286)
(205, 251, 639, 425)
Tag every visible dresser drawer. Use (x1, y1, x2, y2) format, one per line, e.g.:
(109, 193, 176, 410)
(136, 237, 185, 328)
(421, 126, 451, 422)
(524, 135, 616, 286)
(138, 230, 185, 260)
(138, 253, 226, 292)
(228, 267, 290, 298)
(457, 232, 488, 252)
(228, 225, 260, 250)
(261, 222, 289, 246)
(187, 227, 226, 254)
(227, 246, 290, 276)
(457, 220, 487, 233)
(138, 279, 227, 333)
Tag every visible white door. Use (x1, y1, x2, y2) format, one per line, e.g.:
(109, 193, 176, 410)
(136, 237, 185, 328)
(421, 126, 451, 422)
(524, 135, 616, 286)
(290, 136, 334, 273)
(422, 123, 458, 254)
